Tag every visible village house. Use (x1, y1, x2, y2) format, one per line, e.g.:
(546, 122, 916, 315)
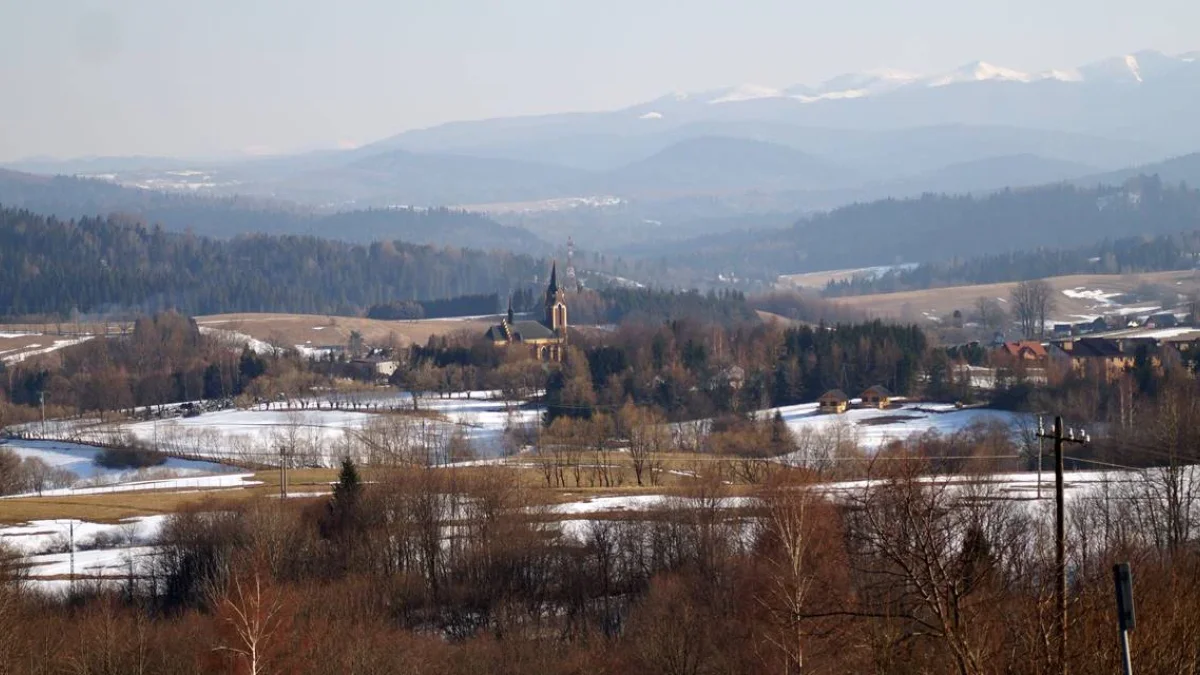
(485, 262, 569, 362)
(860, 385, 892, 409)
(818, 389, 849, 414)
(1058, 338, 1135, 381)
(993, 340, 1048, 364)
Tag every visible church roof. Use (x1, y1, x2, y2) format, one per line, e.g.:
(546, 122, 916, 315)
(487, 319, 556, 342)
(546, 261, 559, 299)
(510, 320, 556, 340)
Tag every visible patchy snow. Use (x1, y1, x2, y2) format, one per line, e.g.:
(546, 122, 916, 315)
(0, 515, 167, 556)
(1062, 287, 1123, 304)
(550, 495, 755, 515)
(1122, 327, 1200, 339)
(1, 337, 93, 364)
(639, 111, 664, 119)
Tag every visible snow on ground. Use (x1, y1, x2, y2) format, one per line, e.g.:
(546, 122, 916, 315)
(0, 439, 235, 481)
(197, 326, 276, 355)
(22, 391, 534, 464)
(549, 495, 754, 515)
(0, 336, 93, 363)
(768, 401, 1028, 451)
(4, 516, 166, 593)
(0, 516, 167, 556)
(2, 473, 261, 498)
(1062, 288, 1123, 303)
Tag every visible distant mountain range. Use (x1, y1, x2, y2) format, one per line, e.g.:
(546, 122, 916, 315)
(0, 169, 549, 253)
(4, 48, 1200, 274)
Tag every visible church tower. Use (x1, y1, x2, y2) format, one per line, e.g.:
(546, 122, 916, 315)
(545, 261, 568, 335)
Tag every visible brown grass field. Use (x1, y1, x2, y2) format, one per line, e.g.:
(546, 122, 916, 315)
(0, 456, 780, 523)
(828, 270, 1200, 321)
(194, 313, 499, 348)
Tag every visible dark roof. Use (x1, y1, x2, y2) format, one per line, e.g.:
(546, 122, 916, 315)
(484, 325, 508, 341)
(546, 261, 559, 299)
(510, 320, 556, 340)
(1071, 339, 1124, 358)
(862, 385, 891, 398)
(819, 389, 849, 402)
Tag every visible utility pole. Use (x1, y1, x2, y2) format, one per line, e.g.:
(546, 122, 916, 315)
(39, 391, 46, 437)
(69, 520, 75, 594)
(1037, 415, 1089, 675)
(279, 444, 289, 499)
(1113, 562, 1135, 675)
(1037, 415, 1044, 499)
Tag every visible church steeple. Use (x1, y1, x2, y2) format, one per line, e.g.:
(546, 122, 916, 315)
(544, 260, 568, 335)
(546, 261, 559, 301)
(506, 295, 514, 325)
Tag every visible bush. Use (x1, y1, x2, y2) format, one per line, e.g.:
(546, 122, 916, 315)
(95, 446, 168, 470)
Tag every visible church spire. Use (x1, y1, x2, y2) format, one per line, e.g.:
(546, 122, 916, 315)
(506, 294, 514, 325)
(547, 261, 559, 297)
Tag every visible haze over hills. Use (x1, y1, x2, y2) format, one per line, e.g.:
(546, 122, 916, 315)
(3, 48, 1200, 286)
(5, 49, 1195, 215)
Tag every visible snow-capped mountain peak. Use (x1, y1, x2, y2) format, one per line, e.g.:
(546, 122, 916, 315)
(925, 61, 1032, 87)
(708, 84, 783, 104)
(1125, 54, 1144, 82)
(642, 49, 1198, 112)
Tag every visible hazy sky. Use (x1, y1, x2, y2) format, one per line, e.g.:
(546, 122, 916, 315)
(1, 0, 1196, 161)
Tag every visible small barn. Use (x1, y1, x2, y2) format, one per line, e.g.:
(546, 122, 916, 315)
(860, 385, 892, 409)
(818, 389, 849, 414)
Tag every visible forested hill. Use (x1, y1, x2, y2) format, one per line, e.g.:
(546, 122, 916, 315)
(0, 206, 545, 318)
(824, 231, 1200, 296)
(669, 175, 1200, 281)
(0, 170, 547, 252)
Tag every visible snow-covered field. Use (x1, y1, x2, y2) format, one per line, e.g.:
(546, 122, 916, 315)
(17, 391, 536, 465)
(1, 516, 167, 594)
(5, 473, 262, 498)
(766, 401, 1028, 451)
(0, 439, 235, 482)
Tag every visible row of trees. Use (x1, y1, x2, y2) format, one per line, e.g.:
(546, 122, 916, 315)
(1, 313, 275, 420)
(535, 319, 929, 423)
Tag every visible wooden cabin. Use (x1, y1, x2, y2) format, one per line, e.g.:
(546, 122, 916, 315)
(818, 389, 849, 414)
(860, 385, 892, 409)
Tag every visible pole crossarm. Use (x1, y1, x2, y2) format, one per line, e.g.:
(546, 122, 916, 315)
(1035, 415, 1090, 675)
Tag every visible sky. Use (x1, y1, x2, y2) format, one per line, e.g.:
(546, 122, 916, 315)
(0, 0, 1197, 162)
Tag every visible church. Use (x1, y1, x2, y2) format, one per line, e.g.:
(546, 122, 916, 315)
(485, 262, 568, 362)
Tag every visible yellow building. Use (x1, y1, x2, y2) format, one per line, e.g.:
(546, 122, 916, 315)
(860, 385, 892, 409)
(485, 262, 568, 362)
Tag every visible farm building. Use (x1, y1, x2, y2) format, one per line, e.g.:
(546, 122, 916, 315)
(860, 385, 892, 409)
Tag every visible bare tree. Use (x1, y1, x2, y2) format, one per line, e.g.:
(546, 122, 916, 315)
(213, 569, 291, 675)
(974, 296, 1008, 334)
(1011, 280, 1056, 339)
